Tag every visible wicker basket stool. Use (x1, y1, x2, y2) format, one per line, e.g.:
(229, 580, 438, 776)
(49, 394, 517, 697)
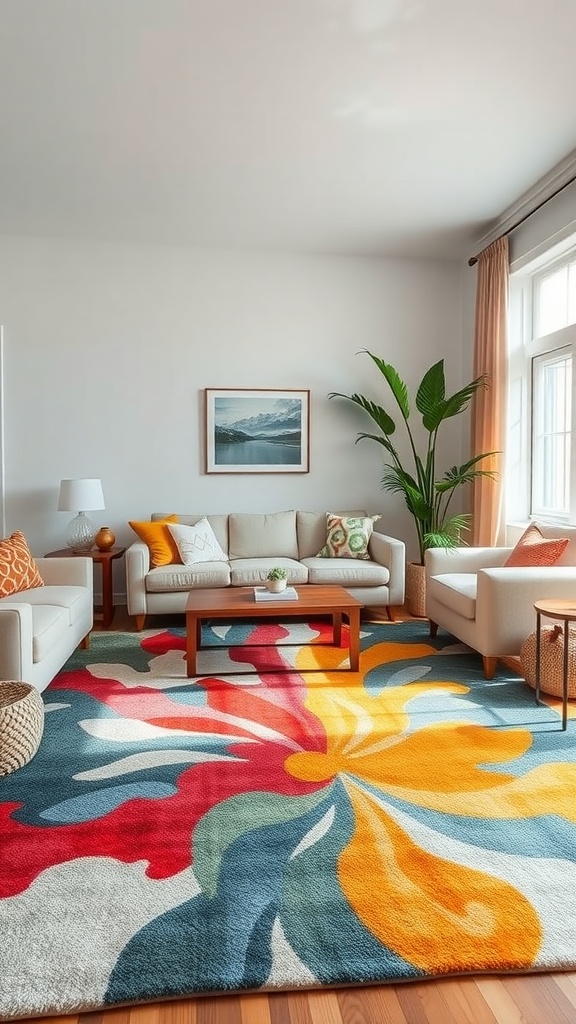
(520, 625, 576, 698)
(0, 682, 45, 776)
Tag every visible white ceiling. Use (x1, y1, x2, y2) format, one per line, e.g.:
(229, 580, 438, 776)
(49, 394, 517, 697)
(2, 0, 576, 259)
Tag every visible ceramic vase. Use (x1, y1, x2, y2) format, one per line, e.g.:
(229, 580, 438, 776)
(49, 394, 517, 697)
(95, 526, 115, 552)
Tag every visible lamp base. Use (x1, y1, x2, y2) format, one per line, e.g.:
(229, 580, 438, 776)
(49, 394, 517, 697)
(66, 512, 96, 553)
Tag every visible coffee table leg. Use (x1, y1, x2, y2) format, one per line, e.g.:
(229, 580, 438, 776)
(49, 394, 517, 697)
(347, 607, 360, 671)
(187, 614, 199, 677)
(333, 612, 342, 647)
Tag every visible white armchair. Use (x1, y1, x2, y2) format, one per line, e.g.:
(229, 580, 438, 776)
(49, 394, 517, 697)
(425, 544, 576, 678)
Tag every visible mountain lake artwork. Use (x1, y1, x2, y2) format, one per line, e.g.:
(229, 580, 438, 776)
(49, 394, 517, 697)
(205, 389, 310, 473)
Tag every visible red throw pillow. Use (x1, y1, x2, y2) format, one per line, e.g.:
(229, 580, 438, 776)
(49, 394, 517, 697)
(504, 523, 569, 567)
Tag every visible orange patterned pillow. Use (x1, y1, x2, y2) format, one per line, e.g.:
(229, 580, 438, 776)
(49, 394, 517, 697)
(504, 523, 569, 567)
(0, 531, 44, 597)
(128, 515, 181, 567)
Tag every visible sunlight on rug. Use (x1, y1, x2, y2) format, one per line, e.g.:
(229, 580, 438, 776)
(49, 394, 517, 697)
(1, 619, 576, 1019)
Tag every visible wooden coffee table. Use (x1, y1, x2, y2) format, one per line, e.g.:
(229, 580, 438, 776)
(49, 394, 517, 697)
(185, 585, 362, 677)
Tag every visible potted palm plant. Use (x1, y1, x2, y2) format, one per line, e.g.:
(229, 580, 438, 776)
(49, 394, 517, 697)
(329, 352, 498, 616)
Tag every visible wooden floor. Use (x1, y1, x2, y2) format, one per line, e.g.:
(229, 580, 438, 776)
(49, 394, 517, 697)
(34, 606, 576, 1024)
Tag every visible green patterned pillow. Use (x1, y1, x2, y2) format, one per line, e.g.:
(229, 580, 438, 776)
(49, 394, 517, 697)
(317, 514, 380, 559)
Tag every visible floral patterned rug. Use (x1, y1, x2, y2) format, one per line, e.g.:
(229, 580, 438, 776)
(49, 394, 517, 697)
(1, 619, 576, 1020)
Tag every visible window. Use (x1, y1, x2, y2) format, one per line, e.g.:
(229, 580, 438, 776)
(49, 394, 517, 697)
(531, 348, 571, 517)
(534, 257, 576, 337)
(507, 243, 576, 526)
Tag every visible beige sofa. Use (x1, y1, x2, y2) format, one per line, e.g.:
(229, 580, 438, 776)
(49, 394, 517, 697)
(0, 557, 94, 693)
(126, 510, 405, 628)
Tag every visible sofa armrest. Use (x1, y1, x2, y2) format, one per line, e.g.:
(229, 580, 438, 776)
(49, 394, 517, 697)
(126, 542, 151, 616)
(472, 565, 576, 655)
(425, 546, 512, 577)
(477, 565, 576, 614)
(36, 557, 93, 589)
(0, 603, 33, 680)
(369, 532, 406, 605)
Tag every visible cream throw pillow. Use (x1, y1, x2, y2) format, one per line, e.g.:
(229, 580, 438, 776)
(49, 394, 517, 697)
(168, 519, 228, 564)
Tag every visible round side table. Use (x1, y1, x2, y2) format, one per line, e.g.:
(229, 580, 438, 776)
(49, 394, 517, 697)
(533, 599, 576, 731)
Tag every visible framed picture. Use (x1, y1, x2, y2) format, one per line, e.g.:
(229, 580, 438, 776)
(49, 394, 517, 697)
(205, 388, 310, 473)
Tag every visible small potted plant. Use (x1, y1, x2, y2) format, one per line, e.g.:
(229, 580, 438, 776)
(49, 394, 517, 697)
(266, 566, 289, 593)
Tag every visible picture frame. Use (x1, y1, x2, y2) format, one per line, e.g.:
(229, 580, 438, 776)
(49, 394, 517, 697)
(205, 388, 310, 473)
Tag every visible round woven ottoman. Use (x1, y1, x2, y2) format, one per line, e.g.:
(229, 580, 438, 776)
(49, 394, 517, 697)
(520, 625, 576, 698)
(0, 681, 45, 776)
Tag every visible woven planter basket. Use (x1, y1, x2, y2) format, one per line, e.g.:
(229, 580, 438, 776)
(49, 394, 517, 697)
(0, 682, 45, 777)
(520, 626, 576, 699)
(406, 561, 427, 618)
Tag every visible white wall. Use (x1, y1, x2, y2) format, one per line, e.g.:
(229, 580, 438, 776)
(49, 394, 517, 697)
(0, 235, 462, 597)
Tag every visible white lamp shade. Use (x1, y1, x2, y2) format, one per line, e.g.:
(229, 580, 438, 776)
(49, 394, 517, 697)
(58, 478, 105, 512)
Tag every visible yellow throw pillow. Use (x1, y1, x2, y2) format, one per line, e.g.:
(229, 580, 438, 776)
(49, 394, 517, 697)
(0, 530, 44, 597)
(128, 515, 181, 567)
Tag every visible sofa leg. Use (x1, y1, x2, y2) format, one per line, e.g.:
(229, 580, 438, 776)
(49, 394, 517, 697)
(386, 605, 396, 622)
(429, 619, 438, 638)
(482, 656, 497, 680)
(80, 633, 90, 650)
(135, 614, 146, 631)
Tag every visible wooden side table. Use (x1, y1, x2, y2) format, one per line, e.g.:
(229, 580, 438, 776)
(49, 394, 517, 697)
(44, 547, 126, 629)
(534, 599, 576, 731)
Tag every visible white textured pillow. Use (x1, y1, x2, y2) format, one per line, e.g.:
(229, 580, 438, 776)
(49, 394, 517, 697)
(168, 519, 228, 564)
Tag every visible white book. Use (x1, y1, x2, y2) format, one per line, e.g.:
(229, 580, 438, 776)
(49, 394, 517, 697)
(254, 586, 299, 602)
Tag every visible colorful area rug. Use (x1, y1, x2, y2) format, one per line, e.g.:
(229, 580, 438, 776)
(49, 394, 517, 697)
(1, 619, 576, 1020)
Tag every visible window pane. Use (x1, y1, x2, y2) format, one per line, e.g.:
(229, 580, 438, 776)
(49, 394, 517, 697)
(537, 266, 568, 336)
(569, 263, 576, 327)
(531, 351, 572, 516)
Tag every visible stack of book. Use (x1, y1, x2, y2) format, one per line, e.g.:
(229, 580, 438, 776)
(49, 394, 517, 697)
(254, 586, 299, 602)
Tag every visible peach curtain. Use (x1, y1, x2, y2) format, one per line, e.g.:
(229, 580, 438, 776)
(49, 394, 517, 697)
(471, 235, 509, 546)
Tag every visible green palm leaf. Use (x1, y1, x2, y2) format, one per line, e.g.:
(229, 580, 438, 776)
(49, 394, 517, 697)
(328, 392, 396, 435)
(415, 360, 446, 431)
(362, 351, 410, 420)
(382, 467, 433, 520)
(442, 375, 490, 419)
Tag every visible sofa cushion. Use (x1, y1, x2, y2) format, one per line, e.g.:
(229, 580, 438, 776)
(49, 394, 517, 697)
(146, 562, 231, 593)
(317, 514, 380, 559)
(153, 513, 229, 556)
(229, 558, 307, 587)
(229, 511, 298, 559)
(428, 573, 477, 620)
(302, 557, 389, 587)
(31, 605, 69, 662)
(168, 520, 227, 564)
(3, 585, 89, 626)
(504, 523, 568, 567)
(0, 531, 44, 598)
(296, 510, 367, 559)
(129, 516, 180, 567)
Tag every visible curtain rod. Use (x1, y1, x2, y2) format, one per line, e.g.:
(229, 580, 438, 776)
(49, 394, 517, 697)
(468, 171, 576, 267)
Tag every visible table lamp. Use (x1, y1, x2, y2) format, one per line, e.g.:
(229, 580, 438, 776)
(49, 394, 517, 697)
(58, 478, 105, 552)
